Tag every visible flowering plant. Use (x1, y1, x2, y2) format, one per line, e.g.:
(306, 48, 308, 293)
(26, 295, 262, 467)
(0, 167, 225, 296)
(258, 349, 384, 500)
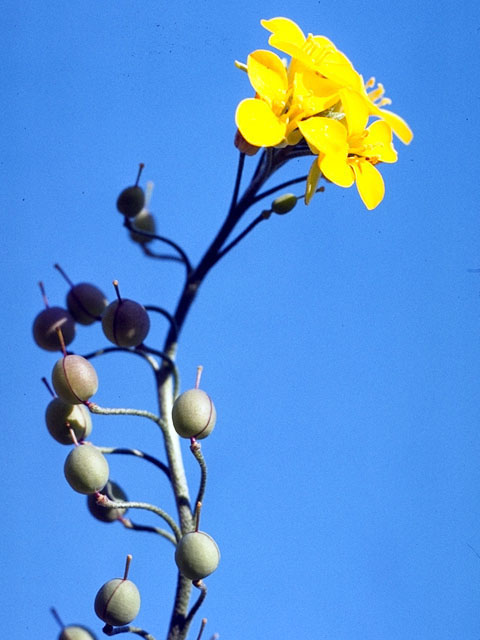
(36, 16, 412, 640)
(235, 17, 412, 209)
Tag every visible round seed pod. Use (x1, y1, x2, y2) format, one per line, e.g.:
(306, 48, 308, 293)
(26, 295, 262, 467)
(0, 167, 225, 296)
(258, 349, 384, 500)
(87, 480, 128, 522)
(59, 625, 98, 639)
(117, 186, 145, 218)
(52, 355, 98, 404)
(102, 299, 150, 347)
(94, 578, 141, 626)
(67, 283, 108, 325)
(172, 389, 216, 439)
(129, 209, 156, 244)
(175, 531, 220, 581)
(64, 444, 109, 494)
(33, 306, 76, 351)
(271, 193, 297, 214)
(45, 397, 92, 444)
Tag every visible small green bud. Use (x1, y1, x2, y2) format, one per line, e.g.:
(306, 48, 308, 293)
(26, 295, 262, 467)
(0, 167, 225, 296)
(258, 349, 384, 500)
(271, 193, 297, 215)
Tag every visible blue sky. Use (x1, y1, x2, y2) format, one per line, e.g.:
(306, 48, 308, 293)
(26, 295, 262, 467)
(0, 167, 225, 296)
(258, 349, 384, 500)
(2, 1, 480, 639)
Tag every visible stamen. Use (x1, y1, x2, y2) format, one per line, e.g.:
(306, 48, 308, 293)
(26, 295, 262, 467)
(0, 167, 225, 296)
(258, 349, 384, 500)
(365, 77, 376, 88)
(367, 87, 385, 102)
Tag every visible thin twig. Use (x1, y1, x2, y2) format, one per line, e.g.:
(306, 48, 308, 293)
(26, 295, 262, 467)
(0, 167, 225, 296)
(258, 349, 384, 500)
(102, 623, 156, 639)
(229, 152, 246, 211)
(144, 305, 179, 341)
(215, 211, 267, 263)
(120, 517, 177, 546)
(97, 495, 182, 542)
(88, 403, 162, 426)
(185, 581, 207, 628)
(97, 446, 170, 479)
(141, 247, 185, 262)
(253, 175, 309, 204)
(123, 217, 193, 274)
(190, 441, 208, 510)
(83, 345, 160, 372)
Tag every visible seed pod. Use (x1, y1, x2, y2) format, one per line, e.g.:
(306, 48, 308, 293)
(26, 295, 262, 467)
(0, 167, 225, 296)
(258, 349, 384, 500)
(172, 389, 216, 439)
(64, 444, 109, 494)
(129, 210, 156, 244)
(67, 283, 108, 325)
(271, 193, 297, 214)
(94, 578, 141, 626)
(117, 186, 145, 218)
(102, 299, 150, 347)
(33, 306, 75, 351)
(45, 397, 92, 444)
(87, 480, 128, 522)
(52, 355, 98, 404)
(59, 625, 98, 639)
(175, 531, 220, 581)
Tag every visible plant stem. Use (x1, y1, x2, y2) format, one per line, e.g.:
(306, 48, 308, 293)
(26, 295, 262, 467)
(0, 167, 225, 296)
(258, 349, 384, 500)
(160, 146, 302, 639)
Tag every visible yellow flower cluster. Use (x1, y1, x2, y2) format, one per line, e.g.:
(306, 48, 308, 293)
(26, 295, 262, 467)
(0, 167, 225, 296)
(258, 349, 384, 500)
(235, 17, 413, 209)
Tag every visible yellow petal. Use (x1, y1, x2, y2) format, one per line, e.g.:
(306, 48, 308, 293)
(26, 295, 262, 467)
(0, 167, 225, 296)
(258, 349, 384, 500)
(298, 117, 348, 155)
(294, 70, 341, 114)
(370, 106, 413, 145)
(321, 153, 354, 187)
(351, 159, 385, 209)
(305, 159, 321, 205)
(339, 88, 369, 135)
(247, 50, 288, 105)
(261, 17, 306, 49)
(235, 98, 286, 147)
(365, 120, 397, 163)
(309, 37, 363, 91)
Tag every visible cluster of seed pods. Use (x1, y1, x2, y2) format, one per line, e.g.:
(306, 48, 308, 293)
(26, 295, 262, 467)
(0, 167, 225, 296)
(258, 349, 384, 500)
(36, 167, 222, 636)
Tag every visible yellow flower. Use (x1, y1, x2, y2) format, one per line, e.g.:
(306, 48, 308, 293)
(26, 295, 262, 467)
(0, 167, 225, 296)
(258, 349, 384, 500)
(234, 16, 412, 210)
(259, 17, 413, 145)
(235, 49, 339, 148)
(260, 17, 364, 93)
(299, 89, 398, 209)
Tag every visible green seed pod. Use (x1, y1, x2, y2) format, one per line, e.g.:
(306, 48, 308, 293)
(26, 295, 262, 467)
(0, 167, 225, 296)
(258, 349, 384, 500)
(129, 209, 156, 244)
(175, 531, 220, 581)
(94, 578, 141, 626)
(102, 299, 150, 347)
(67, 283, 108, 325)
(52, 354, 98, 404)
(271, 193, 298, 214)
(59, 625, 98, 639)
(87, 480, 128, 522)
(117, 186, 145, 218)
(64, 444, 109, 494)
(33, 306, 76, 351)
(172, 389, 216, 439)
(45, 397, 92, 444)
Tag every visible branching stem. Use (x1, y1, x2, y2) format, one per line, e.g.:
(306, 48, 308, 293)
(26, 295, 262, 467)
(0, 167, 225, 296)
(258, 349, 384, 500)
(97, 495, 182, 542)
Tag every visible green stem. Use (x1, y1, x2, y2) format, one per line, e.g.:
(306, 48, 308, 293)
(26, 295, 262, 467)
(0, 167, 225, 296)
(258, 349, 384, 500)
(97, 495, 181, 542)
(120, 517, 177, 546)
(102, 624, 156, 639)
(190, 441, 207, 510)
(97, 446, 170, 479)
(161, 147, 301, 639)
